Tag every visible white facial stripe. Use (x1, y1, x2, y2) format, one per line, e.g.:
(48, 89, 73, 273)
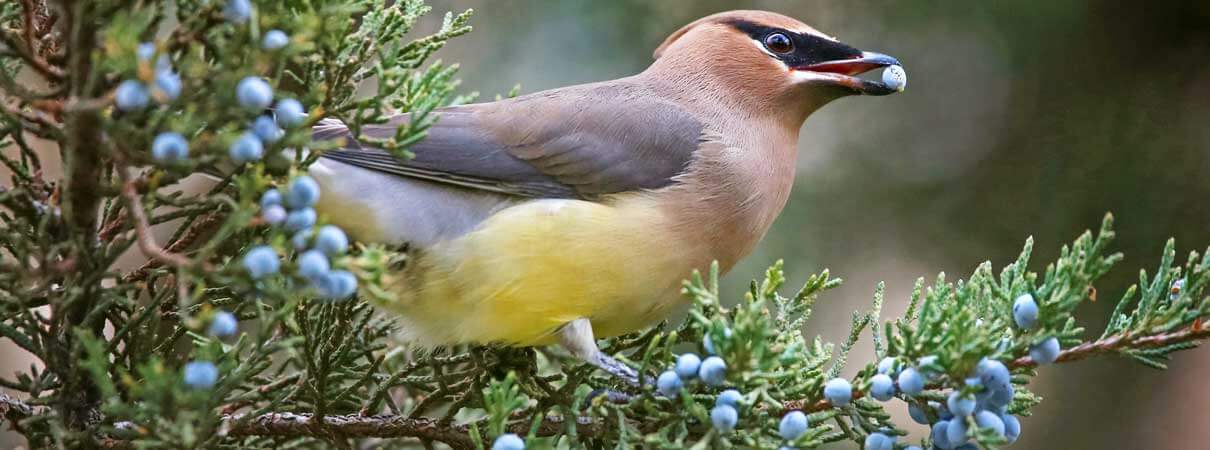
(750, 38, 779, 59)
(790, 70, 836, 84)
(792, 27, 837, 41)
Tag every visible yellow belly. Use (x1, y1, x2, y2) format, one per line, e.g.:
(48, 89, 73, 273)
(375, 194, 699, 347)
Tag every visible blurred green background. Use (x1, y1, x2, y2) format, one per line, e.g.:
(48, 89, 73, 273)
(422, 0, 1209, 448)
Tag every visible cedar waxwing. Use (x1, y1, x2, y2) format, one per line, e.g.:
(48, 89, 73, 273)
(308, 10, 904, 382)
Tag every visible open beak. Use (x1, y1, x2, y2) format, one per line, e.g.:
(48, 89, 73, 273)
(795, 51, 903, 96)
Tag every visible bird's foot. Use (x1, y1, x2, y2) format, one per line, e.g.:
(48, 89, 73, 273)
(591, 352, 642, 387)
(560, 318, 647, 389)
(585, 388, 634, 405)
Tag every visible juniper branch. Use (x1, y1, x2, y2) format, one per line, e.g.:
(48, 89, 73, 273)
(1007, 321, 1210, 368)
(785, 321, 1210, 413)
(18, 317, 1205, 446)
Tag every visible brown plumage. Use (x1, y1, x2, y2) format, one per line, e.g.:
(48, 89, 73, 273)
(309, 10, 903, 383)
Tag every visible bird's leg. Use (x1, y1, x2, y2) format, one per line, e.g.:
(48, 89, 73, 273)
(559, 318, 640, 386)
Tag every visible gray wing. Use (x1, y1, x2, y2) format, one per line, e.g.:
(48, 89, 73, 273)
(315, 83, 704, 200)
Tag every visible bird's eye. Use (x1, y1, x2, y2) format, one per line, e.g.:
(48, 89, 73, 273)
(764, 33, 793, 53)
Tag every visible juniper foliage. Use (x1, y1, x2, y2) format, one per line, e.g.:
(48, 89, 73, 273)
(1, 1, 1209, 449)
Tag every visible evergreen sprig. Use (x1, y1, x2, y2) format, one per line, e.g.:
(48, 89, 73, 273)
(2, 1, 1209, 449)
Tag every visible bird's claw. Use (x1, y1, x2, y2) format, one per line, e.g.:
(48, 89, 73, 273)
(593, 353, 644, 387)
(585, 388, 634, 405)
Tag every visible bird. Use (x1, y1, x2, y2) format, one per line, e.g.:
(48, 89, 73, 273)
(307, 10, 903, 383)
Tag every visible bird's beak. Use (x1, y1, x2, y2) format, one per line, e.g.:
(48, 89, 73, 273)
(793, 51, 903, 96)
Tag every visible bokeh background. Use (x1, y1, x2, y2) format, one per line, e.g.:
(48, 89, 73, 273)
(3, 1, 1208, 448)
(422, 0, 1209, 448)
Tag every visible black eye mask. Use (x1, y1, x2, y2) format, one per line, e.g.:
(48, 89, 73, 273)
(722, 19, 863, 69)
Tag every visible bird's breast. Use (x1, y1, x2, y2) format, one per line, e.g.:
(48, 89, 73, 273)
(656, 135, 799, 274)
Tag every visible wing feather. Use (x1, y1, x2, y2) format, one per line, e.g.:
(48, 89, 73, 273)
(314, 82, 703, 199)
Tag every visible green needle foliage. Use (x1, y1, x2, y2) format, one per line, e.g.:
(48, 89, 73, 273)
(1, 1, 1209, 449)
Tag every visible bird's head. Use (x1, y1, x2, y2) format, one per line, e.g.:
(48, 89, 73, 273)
(651, 10, 902, 118)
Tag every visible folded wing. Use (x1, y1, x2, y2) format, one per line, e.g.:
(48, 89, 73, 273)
(315, 82, 705, 200)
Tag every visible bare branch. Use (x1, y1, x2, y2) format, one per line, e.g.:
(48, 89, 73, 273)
(118, 167, 196, 270)
(121, 212, 224, 282)
(3, 393, 600, 448)
(1, 102, 62, 139)
(0, 0, 66, 80)
(224, 413, 477, 449)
